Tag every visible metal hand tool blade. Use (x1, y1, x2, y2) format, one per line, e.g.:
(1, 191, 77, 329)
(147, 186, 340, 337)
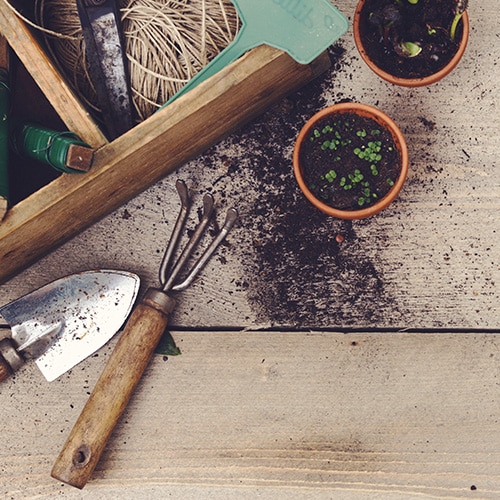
(0, 270, 140, 381)
(76, 0, 133, 139)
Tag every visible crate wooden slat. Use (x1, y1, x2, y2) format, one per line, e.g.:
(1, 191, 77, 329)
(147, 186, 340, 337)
(0, 4, 107, 146)
(0, 6, 331, 283)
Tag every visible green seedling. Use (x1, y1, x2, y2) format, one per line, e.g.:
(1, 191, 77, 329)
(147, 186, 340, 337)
(397, 40, 422, 58)
(450, 0, 468, 41)
(354, 139, 382, 162)
(325, 169, 337, 182)
(305, 116, 399, 210)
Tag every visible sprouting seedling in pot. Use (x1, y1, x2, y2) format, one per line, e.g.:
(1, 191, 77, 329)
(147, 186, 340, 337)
(368, 4, 420, 57)
(368, 4, 402, 43)
(450, 0, 468, 42)
(395, 40, 422, 58)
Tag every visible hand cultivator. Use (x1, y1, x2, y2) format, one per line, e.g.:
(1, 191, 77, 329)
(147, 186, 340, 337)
(52, 179, 238, 489)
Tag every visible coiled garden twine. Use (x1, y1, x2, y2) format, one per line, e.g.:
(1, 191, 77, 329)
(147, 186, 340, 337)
(29, 0, 239, 122)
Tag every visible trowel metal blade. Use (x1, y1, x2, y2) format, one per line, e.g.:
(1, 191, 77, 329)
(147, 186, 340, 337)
(0, 270, 140, 381)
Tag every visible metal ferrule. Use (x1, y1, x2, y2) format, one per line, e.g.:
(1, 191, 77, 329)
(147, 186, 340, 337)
(143, 288, 176, 315)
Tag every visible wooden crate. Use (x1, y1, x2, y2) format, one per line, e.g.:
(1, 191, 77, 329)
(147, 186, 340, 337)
(0, 6, 331, 283)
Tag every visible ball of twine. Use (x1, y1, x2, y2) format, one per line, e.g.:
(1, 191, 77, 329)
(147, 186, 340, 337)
(32, 0, 239, 122)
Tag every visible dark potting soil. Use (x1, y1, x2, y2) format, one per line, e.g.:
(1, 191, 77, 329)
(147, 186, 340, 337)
(202, 44, 405, 328)
(299, 113, 401, 211)
(358, 0, 464, 79)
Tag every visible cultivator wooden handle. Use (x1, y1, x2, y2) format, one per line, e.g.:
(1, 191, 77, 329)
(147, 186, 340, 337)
(51, 289, 175, 489)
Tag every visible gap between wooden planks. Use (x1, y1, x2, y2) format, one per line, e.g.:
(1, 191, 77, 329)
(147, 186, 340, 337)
(1, 330, 499, 499)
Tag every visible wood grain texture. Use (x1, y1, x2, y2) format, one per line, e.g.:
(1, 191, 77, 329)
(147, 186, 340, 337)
(0, 34, 8, 222)
(0, 353, 12, 382)
(52, 292, 175, 489)
(10, 0, 493, 331)
(0, 0, 499, 497)
(0, 30, 330, 283)
(2, 331, 500, 498)
(0, 197, 5, 222)
(0, 4, 106, 147)
(0, 1, 496, 330)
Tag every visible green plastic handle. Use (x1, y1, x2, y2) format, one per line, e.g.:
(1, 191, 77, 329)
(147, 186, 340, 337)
(11, 123, 91, 174)
(162, 0, 348, 107)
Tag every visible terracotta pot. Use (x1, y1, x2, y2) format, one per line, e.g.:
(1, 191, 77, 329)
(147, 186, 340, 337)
(293, 102, 408, 220)
(353, 0, 469, 87)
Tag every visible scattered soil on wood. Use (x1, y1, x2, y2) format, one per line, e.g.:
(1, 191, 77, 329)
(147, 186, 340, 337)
(358, 0, 464, 79)
(204, 44, 402, 328)
(299, 112, 401, 210)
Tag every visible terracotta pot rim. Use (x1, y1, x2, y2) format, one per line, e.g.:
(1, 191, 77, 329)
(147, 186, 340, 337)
(353, 0, 470, 87)
(293, 102, 408, 220)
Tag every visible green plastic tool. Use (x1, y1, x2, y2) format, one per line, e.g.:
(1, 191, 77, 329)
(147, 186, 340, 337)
(11, 123, 94, 174)
(162, 0, 348, 107)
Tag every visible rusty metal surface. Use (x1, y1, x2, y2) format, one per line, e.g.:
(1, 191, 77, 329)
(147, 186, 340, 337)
(76, 0, 133, 138)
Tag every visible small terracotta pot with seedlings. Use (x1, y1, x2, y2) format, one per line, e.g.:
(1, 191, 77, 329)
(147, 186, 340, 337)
(353, 0, 469, 86)
(293, 102, 408, 220)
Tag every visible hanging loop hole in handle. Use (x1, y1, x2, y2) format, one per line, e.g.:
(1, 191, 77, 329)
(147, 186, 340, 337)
(73, 445, 92, 468)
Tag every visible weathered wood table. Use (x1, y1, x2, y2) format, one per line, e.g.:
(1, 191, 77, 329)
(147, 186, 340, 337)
(1, 1, 499, 498)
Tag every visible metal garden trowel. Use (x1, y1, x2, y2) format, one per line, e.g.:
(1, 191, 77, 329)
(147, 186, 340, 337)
(0, 270, 140, 382)
(163, 0, 349, 106)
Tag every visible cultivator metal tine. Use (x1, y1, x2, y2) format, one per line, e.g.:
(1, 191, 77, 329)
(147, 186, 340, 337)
(159, 180, 238, 293)
(162, 192, 215, 292)
(159, 179, 190, 287)
(172, 207, 238, 292)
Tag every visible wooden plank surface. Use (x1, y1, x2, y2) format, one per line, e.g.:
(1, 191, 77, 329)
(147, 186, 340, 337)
(1, 331, 500, 498)
(2, 0, 498, 329)
(0, 0, 499, 497)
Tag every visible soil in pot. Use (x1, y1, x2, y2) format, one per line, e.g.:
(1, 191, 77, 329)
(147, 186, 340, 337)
(299, 112, 401, 211)
(358, 0, 465, 79)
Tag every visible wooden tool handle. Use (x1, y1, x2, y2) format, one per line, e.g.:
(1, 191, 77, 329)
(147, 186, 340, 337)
(0, 337, 24, 383)
(51, 289, 175, 489)
(0, 352, 13, 382)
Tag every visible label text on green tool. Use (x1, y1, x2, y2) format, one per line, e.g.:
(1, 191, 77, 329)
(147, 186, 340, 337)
(272, 0, 315, 28)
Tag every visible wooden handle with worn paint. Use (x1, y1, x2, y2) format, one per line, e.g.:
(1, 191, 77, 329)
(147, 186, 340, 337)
(51, 289, 175, 489)
(0, 337, 24, 383)
(0, 353, 13, 382)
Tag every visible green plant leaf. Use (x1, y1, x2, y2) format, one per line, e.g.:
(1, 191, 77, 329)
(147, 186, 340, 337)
(399, 41, 422, 57)
(155, 331, 182, 356)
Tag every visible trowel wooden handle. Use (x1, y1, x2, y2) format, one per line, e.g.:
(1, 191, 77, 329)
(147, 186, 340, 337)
(51, 289, 176, 489)
(0, 353, 13, 382)
(0, 338, 24, 383)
